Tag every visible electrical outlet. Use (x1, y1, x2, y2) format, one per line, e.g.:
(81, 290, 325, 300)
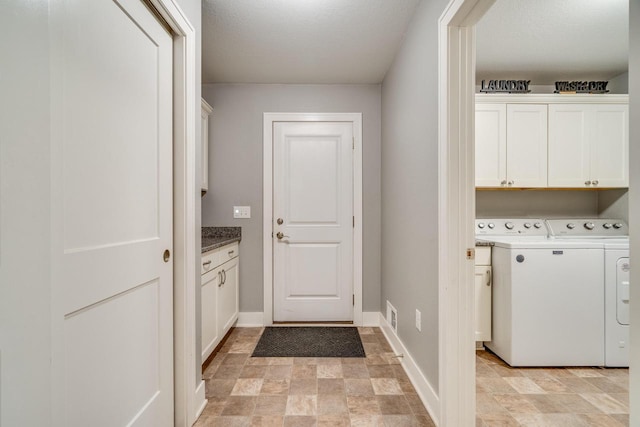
(233, 206, 251, 219)
(415, 309, 422, 332)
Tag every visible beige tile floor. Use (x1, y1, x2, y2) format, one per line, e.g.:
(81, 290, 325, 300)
(195, 327, 436, 427)
(476, 349, 630, 427)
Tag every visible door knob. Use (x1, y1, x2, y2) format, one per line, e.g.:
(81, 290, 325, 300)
(163, 249, 171, 262)
(276, 232, 289, 240)
(277, 218, 284, 225)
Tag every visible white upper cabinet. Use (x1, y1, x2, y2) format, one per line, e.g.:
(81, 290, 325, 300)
(475, 104, 506, 187)
(506, 104, 548, 187)
(201, 98, 213, 194)
(475, 103, 547, 187)
(548, 104, 628, 188)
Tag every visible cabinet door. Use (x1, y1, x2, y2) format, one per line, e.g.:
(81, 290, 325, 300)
(548, 105, 591, 187)
(506, 104, 548, 187)
(218, 257, 239, 338)
(590, 104, 628, 188)
(474, 266, 492, 342)
(201, 267, 220, 362)
(475, 104, 507, 187)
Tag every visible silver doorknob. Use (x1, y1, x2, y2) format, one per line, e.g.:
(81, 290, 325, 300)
(163, 249, 170, 262)
(276, 232, 289, 240)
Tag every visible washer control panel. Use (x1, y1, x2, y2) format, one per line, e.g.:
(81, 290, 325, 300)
(547, 219, 629, 238)
(475, 219, 548, 236)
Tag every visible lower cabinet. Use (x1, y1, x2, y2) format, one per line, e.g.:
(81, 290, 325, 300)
(201, 243, 239, 363)
(475, 246, 492, 343)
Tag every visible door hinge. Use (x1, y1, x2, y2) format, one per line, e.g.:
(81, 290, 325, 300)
(353, 294, 355, 306)
(466, 248, 475, 260)
(353, 216, 355, 228)
(352, 137, 355, 150)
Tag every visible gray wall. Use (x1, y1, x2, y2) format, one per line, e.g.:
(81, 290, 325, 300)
(628, 0, 639, 423)
(0, 2, 52, 425)
(476, 189, 629, 223)
(380, 0, 449, 393)
(201, 84, 382, 313)
(609, 71, 629, 94)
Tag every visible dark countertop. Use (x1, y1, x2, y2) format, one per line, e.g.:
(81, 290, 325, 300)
(202, 227, 241, 253)
(475, 240, 495, 247)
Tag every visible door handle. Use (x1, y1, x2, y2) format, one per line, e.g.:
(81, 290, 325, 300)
(276, 232, 290, 240)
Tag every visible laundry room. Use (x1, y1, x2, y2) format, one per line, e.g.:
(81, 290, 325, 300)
(473, 1, 630, 425)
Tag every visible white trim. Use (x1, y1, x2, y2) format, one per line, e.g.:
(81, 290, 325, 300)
(146, 1, 200, 426)
(262, 113, 364, 326)
(362, 311, 381, 327)
(194, 380, 207, 420)
(379, 313, 440, 426)
(476, 93, 629, 104)
(237, 312, 265, 327)
(438, 1, 494, 426)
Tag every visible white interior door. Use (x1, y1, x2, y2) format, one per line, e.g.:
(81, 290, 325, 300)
(273, 122, 354, 322)
(52, 0, 173, 425)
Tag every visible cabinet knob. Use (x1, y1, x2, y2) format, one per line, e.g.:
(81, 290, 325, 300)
(592, 180, 599, 186)
(500, 180, 507, 186)
(585, 180, 592, 186)
(507, 180, 514, 186)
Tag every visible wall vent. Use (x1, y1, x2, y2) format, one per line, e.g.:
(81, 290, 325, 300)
(386, 301, 398, 334)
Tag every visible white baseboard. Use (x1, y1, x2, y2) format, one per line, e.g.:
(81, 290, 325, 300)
(193, 379, 207, 424)
(378, 313, 440, 426)
(363, 311, 381, 326)
(237, 311, 381, 327)
(237, 312, 265, 327)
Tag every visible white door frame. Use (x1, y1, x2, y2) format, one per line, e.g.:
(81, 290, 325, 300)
(263, 113, 363, 326)
(129, 1, 203, 425)
(438, 1, 494, 426)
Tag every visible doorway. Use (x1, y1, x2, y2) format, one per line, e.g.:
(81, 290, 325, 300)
(263, 113, 363, 325)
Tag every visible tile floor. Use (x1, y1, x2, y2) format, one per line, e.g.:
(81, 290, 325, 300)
(476, 349, 630, 427)
(195, 327, 436, 427)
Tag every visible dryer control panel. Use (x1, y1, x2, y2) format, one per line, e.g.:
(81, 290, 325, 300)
(547, 219, 629, 238)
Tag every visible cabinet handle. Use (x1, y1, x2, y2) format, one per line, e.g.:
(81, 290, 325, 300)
(486, 269, 491, 287)
(203, 260, 212, 267)
(592, 180, 599, 186)
(228, 250, 235, 256)
(218, 271, 223, 287)
(222, 269, 226, 284)
(585, 180, 592, 186)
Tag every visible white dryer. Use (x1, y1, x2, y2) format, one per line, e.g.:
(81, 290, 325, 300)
(547, 219, 630, 367)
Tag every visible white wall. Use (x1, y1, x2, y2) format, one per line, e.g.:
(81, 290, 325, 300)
(628, 1, 639, 424)
(380, 0, 449, 393)
(201, 83, 382, 313)
(0, 2, 52, 425)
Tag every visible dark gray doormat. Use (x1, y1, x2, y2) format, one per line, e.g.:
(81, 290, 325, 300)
(252, 327, 365, 358)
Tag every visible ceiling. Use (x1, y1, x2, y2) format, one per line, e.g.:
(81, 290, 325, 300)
(201, 0, 629, 86)
(201, 0, 421, 84)
(476, 0, 629, 84)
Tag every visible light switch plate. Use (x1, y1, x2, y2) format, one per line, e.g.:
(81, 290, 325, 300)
(233, 206, 251, 219)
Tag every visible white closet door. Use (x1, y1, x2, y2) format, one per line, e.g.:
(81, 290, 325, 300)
(52, 0, 174, 425)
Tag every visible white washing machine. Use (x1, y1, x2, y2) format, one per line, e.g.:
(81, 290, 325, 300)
(476, 219, 605, 367)
(547, 219, 630, 367)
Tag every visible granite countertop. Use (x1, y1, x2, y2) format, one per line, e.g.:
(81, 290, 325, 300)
(202, 227, 241, 253)
(475, 240, 495, 247)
